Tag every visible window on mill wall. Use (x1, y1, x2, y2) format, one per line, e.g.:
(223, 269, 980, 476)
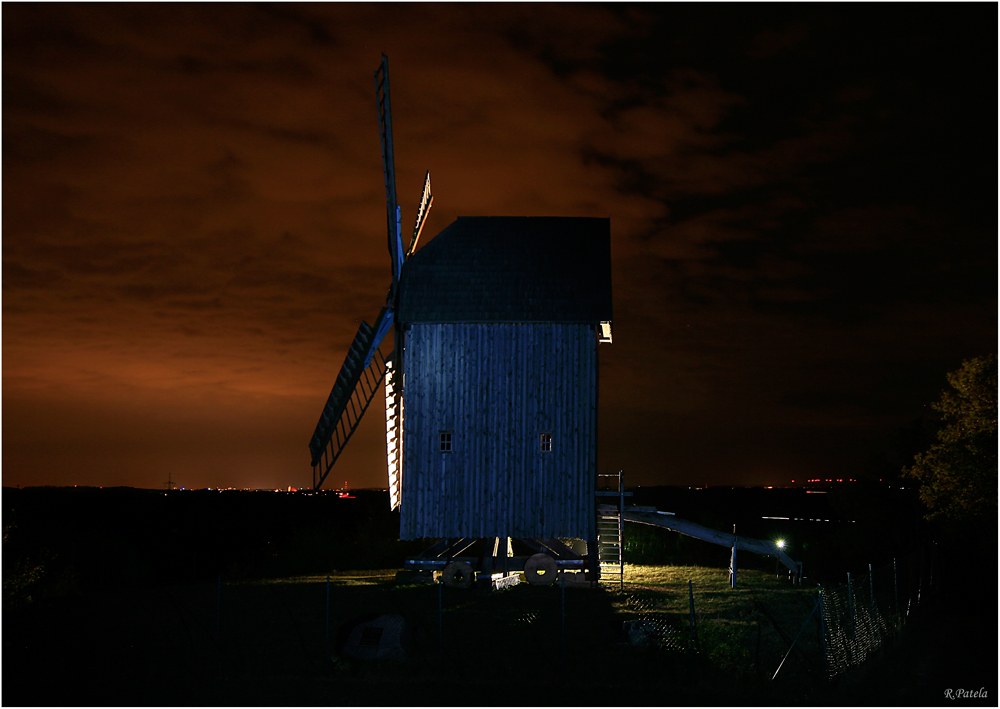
(439, 431, 452, 453)
(540, 432, 552, 453)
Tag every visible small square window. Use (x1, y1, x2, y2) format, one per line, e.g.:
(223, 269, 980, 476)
(540, 433, 552, 453)
(439, 431, 453, 453)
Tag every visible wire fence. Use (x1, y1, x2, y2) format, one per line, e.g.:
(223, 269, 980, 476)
(611, 546, 936, 689)
(6, 553, 936, 704)
(611, 578, 828, 695)
(820, 545, 935, 681)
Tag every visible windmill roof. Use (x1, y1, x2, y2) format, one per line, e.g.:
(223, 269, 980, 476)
(397, 216, 612, 324)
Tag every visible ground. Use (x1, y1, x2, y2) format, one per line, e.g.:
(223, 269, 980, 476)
(5, 563, 992, 706)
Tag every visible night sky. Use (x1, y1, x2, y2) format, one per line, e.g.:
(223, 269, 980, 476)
(3, 4, 995, 491)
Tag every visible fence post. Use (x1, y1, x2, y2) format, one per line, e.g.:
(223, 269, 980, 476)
(868, 563, 875, 615)
(216, 574, 222, 643)
(927, 542, 937, 595)
(325, 575, 330, 663)
(755, 608, 762, 680)
(561, 571, 566, 674)
(847, 573, 855, 641)
(688, 580, 697, 657)
(926, 544, 933, 598)
(437, 579, 444, 671)
(892, 557, 903, 630)
(215, 574, 222, 673)
(729, 525, 738, 589)
(817, 584, 831, 688)
(918, 548, 926, 605)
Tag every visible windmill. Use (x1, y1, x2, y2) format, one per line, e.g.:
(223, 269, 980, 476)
(307, 56, 615, 588)
(308, 56, 805, 590)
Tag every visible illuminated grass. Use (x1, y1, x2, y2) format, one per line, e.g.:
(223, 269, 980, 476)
(623, 562, 791, 590)
(256, 569, 397, 586)
(601, 564, 822, 684)
(247, 563, 821, 688)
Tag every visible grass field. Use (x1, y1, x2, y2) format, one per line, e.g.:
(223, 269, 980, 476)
(13, 560, 980, 707)
(5, 488, 988, 705)
(5, 562, 840, 706)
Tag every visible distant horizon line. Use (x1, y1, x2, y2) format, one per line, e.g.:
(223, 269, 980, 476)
(2, 484, 391, 493)
(2, 482, 869, 493)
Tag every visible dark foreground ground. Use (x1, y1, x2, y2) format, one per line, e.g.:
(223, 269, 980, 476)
(3, 486, 996, 705)
(4, 566, 996, 707)
(833, 598, 997, 707)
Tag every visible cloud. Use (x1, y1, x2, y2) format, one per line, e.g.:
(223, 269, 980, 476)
(747, 22, 810, 59)
(3, 4, 994, 489)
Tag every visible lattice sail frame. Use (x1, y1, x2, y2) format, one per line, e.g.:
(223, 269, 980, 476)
(385, 355, 403, 510)
(308, 321, 390, 491)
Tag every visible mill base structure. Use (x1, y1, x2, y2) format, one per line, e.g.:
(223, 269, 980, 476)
(398, 507, 803, 590)
(401, 537, 595, 589)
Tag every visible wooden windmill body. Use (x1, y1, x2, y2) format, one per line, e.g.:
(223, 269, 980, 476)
(309, 57, 613, 587)
(397, 216, 611, 542)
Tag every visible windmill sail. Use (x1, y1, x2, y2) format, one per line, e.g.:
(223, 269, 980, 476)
(309, 312, 392, 490)
(384, 354, 403, 510)
(374, 54, 403, 287)
(375, 53, 406, 508)
(309, 55, 410, 500)
(408, 170, 433, 257)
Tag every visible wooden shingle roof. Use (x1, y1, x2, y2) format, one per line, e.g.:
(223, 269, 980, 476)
(397, 216, 612, 324)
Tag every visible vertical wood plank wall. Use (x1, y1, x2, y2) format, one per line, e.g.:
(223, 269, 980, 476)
(399, 323, 597, 540)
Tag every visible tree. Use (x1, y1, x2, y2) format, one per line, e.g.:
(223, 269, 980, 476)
(905, 354, 997, 522)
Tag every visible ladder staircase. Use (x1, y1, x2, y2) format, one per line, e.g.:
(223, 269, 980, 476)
(596, 471, 625, 590)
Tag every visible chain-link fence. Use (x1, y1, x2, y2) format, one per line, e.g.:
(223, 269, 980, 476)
(5, 552, 936, 705)
(820, 546, 934, 681)
(607, 579, 827, 697)
(566, 549, 936, 693)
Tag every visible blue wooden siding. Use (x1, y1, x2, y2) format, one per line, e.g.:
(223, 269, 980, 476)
(399, 323, 597, 540)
